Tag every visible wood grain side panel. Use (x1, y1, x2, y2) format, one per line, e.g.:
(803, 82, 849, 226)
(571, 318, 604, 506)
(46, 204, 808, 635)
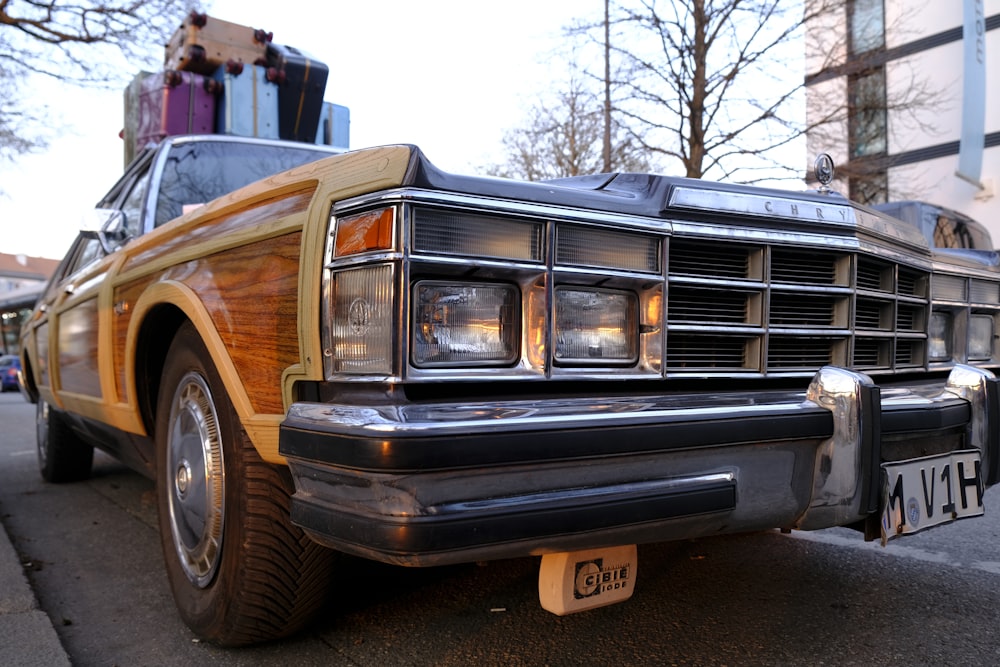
(120, 191, 314, 275)
(112, 279, 149, 404)
(58, 297, 101, 396)
(113, 232, 303, 416)
(35, 321, 51, 388)
(168, 232, 303, 415)
(112, 191, 314, 409)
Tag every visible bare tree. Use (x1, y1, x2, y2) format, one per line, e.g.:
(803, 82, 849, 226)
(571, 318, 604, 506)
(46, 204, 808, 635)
(0, 0, 192, 165)
(581, 0, 836, 183)
(486, 72, 654, 181)
(556, 0, 942, 195)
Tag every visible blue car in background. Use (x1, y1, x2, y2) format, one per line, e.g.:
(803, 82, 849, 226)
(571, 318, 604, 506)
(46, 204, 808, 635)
(0, 355, 21, 392)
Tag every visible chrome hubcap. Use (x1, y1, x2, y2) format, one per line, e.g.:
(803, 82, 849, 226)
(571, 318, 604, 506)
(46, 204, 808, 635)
(165, 372, 225, 588)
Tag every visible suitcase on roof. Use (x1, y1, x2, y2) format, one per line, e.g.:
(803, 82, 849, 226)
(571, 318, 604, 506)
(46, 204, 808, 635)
(213, 62, 280, 139)
(315, 102, 350, 149)
(165, 11, 271, 75)
(266, 43, 329, 143)
(136, 70, 218, 150)
(123, 70, 154, 166)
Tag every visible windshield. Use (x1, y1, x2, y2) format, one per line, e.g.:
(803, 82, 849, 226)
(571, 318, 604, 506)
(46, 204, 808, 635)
(154, 141, 337, 227)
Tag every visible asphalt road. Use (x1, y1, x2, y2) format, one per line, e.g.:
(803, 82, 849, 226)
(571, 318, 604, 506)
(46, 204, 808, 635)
(3, 389, 1000, 666)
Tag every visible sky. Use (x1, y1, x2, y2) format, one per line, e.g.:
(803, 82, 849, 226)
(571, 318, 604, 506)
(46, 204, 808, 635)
(0, 1, 594, 259)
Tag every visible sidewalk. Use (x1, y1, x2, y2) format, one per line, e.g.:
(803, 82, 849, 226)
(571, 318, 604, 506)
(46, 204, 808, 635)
(0, 520, 71, 666)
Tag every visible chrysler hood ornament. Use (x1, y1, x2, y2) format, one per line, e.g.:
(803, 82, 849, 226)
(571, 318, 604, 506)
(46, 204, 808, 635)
(815, 153, 835, 194)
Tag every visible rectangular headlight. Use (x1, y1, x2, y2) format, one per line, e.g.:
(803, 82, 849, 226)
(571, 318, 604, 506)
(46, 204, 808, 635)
(928, 311, 952, 361)
(969, 314, 994, 360)
(411, 282, 519, 367)
(554, 288, 638, 364)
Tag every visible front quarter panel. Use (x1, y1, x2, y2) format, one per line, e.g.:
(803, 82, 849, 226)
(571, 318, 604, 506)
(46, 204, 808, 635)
(110, 145, 416, 463)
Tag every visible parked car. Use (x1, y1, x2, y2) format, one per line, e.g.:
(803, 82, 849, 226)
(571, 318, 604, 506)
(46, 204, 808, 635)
(19, 138, 1000, 644)
(873, 200, 994, 250)
(0, 354, 20, 391)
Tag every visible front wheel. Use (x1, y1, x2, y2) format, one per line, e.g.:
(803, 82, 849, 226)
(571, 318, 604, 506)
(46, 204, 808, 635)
(37, 399, 94, 483)
(155, 323, 335, 646)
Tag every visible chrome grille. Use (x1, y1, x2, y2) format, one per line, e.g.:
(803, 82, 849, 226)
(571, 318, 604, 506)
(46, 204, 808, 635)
(666, 239, 929, 374)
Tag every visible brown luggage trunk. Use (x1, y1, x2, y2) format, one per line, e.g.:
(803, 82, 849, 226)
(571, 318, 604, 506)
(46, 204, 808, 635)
(165, 12, 271, 75)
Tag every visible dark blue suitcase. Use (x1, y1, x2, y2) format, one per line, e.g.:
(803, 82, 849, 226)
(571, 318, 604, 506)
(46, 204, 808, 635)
(266, 44, 329, 143)
(213, 63, 280, 139)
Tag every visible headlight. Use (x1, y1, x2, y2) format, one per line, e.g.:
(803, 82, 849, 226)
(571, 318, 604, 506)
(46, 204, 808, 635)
(969, 314, 994, 360)
(411, 282, 519, 367)
(554, 288, 638, 364)
(928, 312, 952, 362)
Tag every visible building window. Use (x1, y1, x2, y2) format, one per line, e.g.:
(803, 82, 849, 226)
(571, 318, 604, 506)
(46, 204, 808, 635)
(848, 0, 885, 54)
(845, 1, 887, 206)
(848, 68, 887, 158)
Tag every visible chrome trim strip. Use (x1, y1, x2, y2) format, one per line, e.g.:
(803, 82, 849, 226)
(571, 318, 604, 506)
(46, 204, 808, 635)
(284, 391, 827, 437)
(333, 188, 674, 233)
(669, 187, 856, 226)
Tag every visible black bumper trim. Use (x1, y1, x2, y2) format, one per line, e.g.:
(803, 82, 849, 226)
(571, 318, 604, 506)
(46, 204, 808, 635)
(881, 400, 970, 433)
(291, 475, 737, 559)
(280, 410, 833, 473)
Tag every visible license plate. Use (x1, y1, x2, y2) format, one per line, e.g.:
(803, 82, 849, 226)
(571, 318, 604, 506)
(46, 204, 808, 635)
(880, 449, 984, 545)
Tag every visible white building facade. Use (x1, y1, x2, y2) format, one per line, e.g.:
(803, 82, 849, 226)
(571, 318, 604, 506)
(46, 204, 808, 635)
(806, 0, 999, 242)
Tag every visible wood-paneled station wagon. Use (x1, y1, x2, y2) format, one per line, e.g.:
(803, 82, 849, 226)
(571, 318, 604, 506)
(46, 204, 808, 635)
(20, 138, 1000, 644)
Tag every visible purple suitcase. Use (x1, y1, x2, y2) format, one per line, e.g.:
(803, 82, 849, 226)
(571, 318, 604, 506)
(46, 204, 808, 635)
(136, 70, 218, 149)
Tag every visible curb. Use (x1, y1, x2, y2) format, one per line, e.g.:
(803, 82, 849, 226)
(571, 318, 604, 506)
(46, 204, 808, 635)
(0, 519, 72, 666)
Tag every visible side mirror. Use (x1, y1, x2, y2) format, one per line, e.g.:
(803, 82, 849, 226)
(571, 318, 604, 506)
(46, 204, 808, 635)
(79, 208, 129, 255)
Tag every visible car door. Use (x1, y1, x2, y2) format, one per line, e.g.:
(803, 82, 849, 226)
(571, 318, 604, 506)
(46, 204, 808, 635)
(24, 233, 103, 404)
(28, 157, 154, 423)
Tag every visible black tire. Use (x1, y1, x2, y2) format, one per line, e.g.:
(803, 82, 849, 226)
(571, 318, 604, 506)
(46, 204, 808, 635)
(155, 323, 335, 646)
(37, 399, 94, 483)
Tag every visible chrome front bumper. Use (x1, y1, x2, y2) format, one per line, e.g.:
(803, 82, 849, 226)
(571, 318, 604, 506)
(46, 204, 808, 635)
(279, 365, 999, 566)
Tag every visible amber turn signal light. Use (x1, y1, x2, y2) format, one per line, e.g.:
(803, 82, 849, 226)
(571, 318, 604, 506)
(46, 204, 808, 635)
(334, 207, 395, 257)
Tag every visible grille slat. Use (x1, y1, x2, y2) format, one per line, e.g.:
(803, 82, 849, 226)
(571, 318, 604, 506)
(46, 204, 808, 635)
(771, 249, 840, 285)
(669, 288, 750, 323)
(857, 259, 890, 292)
(853, 338, 887, 368)
(666, 335, 752, 369)
(770, 294, 836, 326)
(669, 240, 753, 279)
(767, 338, 837, 369)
